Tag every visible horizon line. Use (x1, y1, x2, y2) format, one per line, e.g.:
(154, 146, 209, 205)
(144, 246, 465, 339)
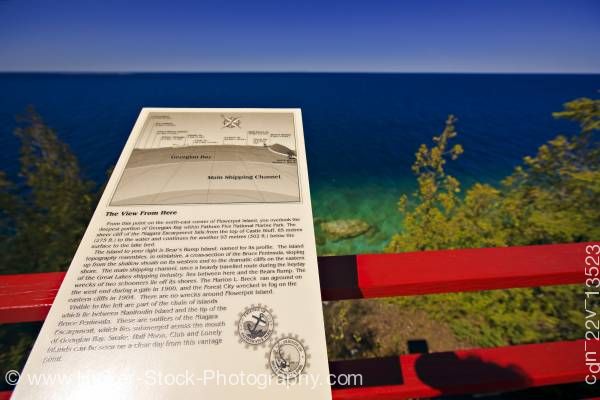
(1, 70, 599, 75)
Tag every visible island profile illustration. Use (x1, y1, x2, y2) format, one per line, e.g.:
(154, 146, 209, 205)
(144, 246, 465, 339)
(110, 111, 301, 205)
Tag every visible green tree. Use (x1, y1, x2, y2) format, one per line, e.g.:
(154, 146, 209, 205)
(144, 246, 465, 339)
(385, 114, 508, 252)
(327, 98, 598, 360)
(383, 98, 599, 348)
(0, 108, 97, 390)
(387, 98, 599, 253)
(501, 98, 600, 244)
(1, 106, 96, 274)
(386, 115, 464, 252)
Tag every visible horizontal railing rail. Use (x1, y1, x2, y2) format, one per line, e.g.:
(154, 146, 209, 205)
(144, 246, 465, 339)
(0, 242, 592, 399)
(318, 242, 584, 300)
(0, 243, 585, 323)
(0, 340, 589, 400)
(330, 339, 589, 399)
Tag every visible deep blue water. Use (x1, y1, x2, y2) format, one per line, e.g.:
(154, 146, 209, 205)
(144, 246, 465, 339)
(1, 73, 598, 252)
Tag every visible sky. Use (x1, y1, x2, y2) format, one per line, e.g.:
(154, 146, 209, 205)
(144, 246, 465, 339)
(0, 0, 599, 73)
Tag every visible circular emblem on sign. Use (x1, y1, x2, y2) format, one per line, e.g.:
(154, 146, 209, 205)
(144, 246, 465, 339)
(266, 336, 308, 380)
(236, 304, 276, 347)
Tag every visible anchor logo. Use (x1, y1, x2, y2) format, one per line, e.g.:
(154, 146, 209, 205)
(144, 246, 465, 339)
(236, 305, 276, 347)
(249, 312, 268, 334)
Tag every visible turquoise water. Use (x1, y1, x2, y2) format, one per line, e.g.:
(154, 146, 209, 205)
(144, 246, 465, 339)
(312, 181, 407, 255)
(1, 73, 598, 255)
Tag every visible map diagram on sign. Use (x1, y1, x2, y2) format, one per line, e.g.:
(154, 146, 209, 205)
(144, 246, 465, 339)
(110, 111, 300, 205)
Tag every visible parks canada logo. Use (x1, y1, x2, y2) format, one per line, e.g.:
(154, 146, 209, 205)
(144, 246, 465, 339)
(235, 304, 276, 348)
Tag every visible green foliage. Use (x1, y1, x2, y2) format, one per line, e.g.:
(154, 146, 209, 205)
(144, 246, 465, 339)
(376, 98, 598, 354)
(0, 108, 98, 384)
(387, 115, 464, 251)
(327, 98, 597, 359)
(0, 323, 42, 391)
(382, 284, 584, 350)
(502, 98, 600, 244)
(553, 97, 600, 133)
(387, 98, 599, 253)
(0, 107, 96, 274)
(0, 171, 19, 243)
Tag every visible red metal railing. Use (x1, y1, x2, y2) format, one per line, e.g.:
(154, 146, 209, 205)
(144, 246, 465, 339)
(0, 242, 594, 399)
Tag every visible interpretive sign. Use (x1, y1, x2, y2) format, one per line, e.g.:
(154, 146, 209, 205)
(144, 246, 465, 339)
(12, 109, 332, 399)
